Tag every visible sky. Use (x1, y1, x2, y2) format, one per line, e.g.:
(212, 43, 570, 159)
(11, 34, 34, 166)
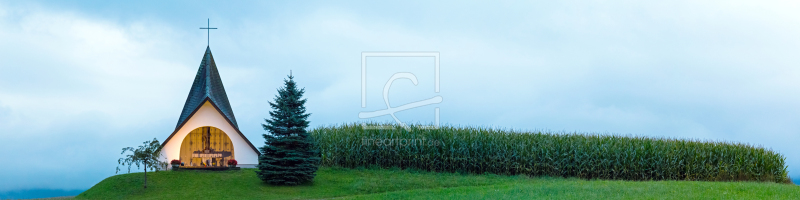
(1, 0, 800, 191)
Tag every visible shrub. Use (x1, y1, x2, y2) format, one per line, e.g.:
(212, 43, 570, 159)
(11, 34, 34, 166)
(311, 123, 789, 183)
(171, 159, 181, 165)
(228, 159, 238, 165)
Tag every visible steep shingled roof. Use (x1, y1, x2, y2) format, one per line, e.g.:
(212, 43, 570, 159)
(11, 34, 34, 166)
(176, 46, 239, 130)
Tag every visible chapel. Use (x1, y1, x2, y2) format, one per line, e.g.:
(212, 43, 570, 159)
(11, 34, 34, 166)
(159, 46, 260, 168)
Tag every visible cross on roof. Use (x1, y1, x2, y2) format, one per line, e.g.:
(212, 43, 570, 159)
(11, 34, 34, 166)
(200, 18, 217, 46)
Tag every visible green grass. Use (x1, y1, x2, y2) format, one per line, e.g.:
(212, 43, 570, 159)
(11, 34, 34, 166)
(77, 167, 800, 199)
(313, 123, 789, 183)
(346, 178, 800, 199)
(76, 167, 517, 199)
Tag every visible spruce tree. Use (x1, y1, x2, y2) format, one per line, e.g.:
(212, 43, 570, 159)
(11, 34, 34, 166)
(256, 74, 320, 185)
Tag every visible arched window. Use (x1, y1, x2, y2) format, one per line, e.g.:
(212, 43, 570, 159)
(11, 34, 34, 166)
(179, 126, 235, 167)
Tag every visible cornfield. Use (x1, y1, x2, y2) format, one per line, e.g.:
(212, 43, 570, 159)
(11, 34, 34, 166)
(311, 123, 789, 183)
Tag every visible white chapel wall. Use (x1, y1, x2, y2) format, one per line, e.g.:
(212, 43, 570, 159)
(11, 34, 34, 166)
(161, 101, 259, 167)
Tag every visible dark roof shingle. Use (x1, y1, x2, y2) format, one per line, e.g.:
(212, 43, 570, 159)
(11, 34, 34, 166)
(176, 46, 239, 129)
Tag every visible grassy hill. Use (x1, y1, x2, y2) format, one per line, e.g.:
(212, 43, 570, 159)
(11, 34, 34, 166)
(78, 167, 799, 199)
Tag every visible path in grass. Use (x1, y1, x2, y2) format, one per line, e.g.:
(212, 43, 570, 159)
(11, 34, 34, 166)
(78, 167, 800, 199)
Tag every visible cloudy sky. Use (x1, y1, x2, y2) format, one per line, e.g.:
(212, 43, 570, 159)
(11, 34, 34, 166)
(2, 0, 800, 191)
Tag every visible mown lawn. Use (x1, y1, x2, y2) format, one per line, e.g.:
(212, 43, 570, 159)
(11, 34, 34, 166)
(346, 177, 800, 199)
(77, 167, 800, 199)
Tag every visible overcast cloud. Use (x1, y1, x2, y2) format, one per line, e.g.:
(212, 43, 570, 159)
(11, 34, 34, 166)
(1, 0, 800, 191)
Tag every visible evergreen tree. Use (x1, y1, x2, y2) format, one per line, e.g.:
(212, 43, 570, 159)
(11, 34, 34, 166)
(256, 74, 320, 185)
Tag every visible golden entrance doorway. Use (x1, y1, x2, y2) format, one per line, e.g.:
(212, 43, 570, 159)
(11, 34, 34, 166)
(179, 126, 235, 167)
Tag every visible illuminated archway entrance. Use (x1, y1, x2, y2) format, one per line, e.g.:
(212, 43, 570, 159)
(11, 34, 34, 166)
(179, 126, 235, 167)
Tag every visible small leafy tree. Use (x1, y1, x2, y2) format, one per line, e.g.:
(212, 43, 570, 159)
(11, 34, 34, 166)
(116, 138, 167, 189)
(256, 74, 320, 185)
